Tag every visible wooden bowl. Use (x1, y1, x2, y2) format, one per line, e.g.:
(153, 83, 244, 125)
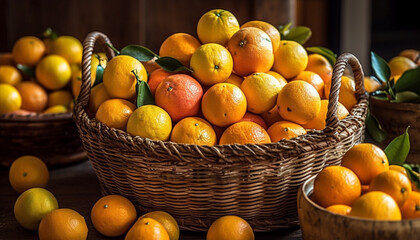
(297, 176, 420, 240)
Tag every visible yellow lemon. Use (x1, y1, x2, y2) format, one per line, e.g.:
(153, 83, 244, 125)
(197, 9, 240, 46)
(35, 55, 71, 90)
(50, 36, 83, 64)
(127, 105, 172, 141)
(0, 83, 21, 114)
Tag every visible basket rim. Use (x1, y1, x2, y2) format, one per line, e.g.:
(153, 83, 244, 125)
(0, 112, 72, 122)
(370, 96, 420, 110)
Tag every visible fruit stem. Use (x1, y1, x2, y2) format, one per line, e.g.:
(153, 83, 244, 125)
(106, 43, 120, 55)
(131, 70, 142, 83)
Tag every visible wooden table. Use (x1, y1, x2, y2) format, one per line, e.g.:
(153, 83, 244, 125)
(0, 160, 302, 239)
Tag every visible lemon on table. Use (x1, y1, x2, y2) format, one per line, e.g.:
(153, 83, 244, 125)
(9, 155, 49, 193)
(14, 188, 59, 230)
(0, 83, 21, 114)
(141, 211, 180, 240)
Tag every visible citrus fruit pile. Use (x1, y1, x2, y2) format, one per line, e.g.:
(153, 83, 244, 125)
(311, 142, 420, 220)
(90, 9, 357, 146)
(0, 30, 100, 115)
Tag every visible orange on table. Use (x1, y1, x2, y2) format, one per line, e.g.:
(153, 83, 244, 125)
(311, 165, 361, 208)
(44, 105, 69, 114)
(219, 121, 271, 145)
(155, 74, 203, 122)
(190, 43, 233, 86)
(273, 40, 308, 79)
(240, 72, 283, 114)
(341, 143, 389, 185)
(48, 90, 73, 108)
(0, 83, 21, 114)
(266, 70, 287, 87)
(302, 100, 349, 130)
(241, 20, 281, 53)
(197, 9, 240, 46)
(0, 52, 15, 65)
(364, 76, 382, 93)
(267, 121, 306, 142)
(399, 49, 420, 65)
(102, 55, 147, 100)
(292, 71, 324, 98)
(95, 99, 136, 131)
(206, 215, 254, 240)
(125, 217, 169, 240)
(126, 105, 172, 141)
(388, 56, 417, 77)
(12, 36, 45, 66)
(141, 211, 180, 240)
(400, 191, 420, 219)
(261, 106, 283, 127)
(276, 80, 321, 125)
(369, 170, 412, 207)
(225, 73, 244, 88)
(16, 81, 48, 112)
(50, 36, 83, 64)
(349, 191, 401, 220)
(148, 68, 172, 95)
(0, 65, 22, 85)
(35, 54, 72, 90)
(159, 33, 201, 67)
(201, 83, 247, 127)
(305, 53, 333, 85)
(227, 27, 274, 76)
(324, 76, 357, 111)
(88, 83, 110, 115)
(325, 204, 351, 215)
(170, 117, 217, 146)
(239, 112, 267, 130)
(91, 195, 137, 237)
(38, 208, 88, 240)
(9, 155, 49, 193)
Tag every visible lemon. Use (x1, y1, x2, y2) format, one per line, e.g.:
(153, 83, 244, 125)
(50, 36, 83, 64)
(35, 55, 71, 90)
(0, 83, 21, 114)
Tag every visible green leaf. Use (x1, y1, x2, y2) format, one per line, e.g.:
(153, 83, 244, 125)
(394, 67, 420, 95)
(16, 64, 35, 78)
(155, 56, 192, 73)
(370, 51, 390, 83)
(42, 27, 58, 40)
(385, 126, 410, 165)
(278, 22, 292, 36)
(306, 46, 337, 66)
(391, 91, 420, 103)
(92, 64, 104, 88)
(365, 111, 387, 143)
(403, 164, 420, 190)
(120, 45, 158, 62)
(282, 26, 312, 45)
(132, 70, 154, 108)
(371, 90, 389, 101)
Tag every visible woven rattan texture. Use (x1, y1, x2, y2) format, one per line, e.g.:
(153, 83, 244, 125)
(74, 32, 369, 232)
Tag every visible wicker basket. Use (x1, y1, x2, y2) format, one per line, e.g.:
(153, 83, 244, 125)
(0, 112, 87, 167)
(73, 32, 369, 232)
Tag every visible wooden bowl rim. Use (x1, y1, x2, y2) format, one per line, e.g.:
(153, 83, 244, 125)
(0, 112, 72, 122)
(370, 97, 420, 111)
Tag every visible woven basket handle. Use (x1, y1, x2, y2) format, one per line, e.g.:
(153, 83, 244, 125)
(324, 53, 366, 133)
(77, 32, 115, 109)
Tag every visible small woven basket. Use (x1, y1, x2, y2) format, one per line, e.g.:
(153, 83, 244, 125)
(0, 112, 86, 167)
(74, 32, 369, 232)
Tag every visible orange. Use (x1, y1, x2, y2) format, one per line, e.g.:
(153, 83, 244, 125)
(227, 27, 274, 76)
(273, 40, 308, 79)
(9, 155, 49, 193)
(276, 80, 321, 125)
(190, 43, 233, 86)
(103, 55, 147, 100)
(14, 188, 58, 230)
(201, 83, 247, 127)
(43, 105, 69, 114)
(12, 36, 45, 66)
(311, 166, 361, 208)
(399, 49, 420, 65)
(35, 55, 72, 90)
(91, 195, 137, 237)
(341, 143, 389, 185)
(266, 71, 287, 87)
(261, 106, 283, 127)
(292, 71, 324, 98)
(141, 58, 160, 73)
(325, 76, 357, 111)
(267, 121, 306, 142)
(88, 83, 111, 115)
(388, 56, 417, 77)
(325, 204, 351, 215)
(369, 170, 412, 207)
(0, 83, 21, 114)
(96, 99, 136, 131)
(38, 208, 88, 240)
(349, 191, 401, 220)
(125, 217, 169, 240)
(197, 9, 240, 46)
(389, 165, 419, 191)
(364, 76, 382, 93)
(159, 33, 201, 67)
(141, 211, 179, 240)
(241, 20, 281, 53)
(302, 100, 349, 130)
(0, 65, 22, 85)
(148, 68, 172, 95)
(127, 105, 172, 141)
(240, 72, 283, 114)
(206, 215, 254, 240)
(170, 117, 217, 145)
(16, 81, 48, 112)
(225, 73, 244, 87)
(305, 53, 333, 85)
(400, 191, 420, 219)
(219, 121, 271, 145)
(48, 90, 73, 108)
(239, 112, 267, 130)
(155, 74, 203, 122)
(50, 36, 83, 64)
(0, 52, 15, 65)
